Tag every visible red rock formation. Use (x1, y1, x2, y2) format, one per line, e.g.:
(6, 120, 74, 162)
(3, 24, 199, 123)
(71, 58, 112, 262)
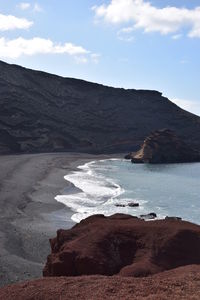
(129, 129, 200, 163)
(43, 214, 200, 277)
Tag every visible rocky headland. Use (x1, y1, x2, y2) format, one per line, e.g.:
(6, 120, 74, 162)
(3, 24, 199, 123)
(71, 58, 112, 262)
(1, 60, 200, 155)
(1, 214, 200, 299)
(43, 214, 200, 277)
(126, 129, 200, 163)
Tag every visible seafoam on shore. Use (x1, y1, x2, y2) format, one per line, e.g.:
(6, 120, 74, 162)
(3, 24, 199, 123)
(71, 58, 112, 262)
(55, 159, 150, 223)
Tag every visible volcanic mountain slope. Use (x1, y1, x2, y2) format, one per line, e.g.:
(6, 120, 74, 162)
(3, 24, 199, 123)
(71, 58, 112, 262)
(1, 60, 200, 154)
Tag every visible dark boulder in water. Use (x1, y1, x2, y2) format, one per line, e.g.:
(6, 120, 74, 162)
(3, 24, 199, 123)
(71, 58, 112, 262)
(124, 153, 135, 159)
(43, 214, 200, 278)
(140, 212, 157, 220)
(115, 202, 139, 208)
(130, 129, 200, 164)
(128, 202, 139, 207)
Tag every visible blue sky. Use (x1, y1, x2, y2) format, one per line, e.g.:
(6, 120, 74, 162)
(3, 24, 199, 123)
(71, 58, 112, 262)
(0, 0, 200, 115)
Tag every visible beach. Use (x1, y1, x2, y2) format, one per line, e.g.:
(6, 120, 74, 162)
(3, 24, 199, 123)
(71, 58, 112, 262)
(0, 152, 112, 287)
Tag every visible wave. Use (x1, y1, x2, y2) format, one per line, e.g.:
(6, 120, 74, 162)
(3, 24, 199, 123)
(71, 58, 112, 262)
(55, 159, 165, 223)
(55, 159, 127, 223)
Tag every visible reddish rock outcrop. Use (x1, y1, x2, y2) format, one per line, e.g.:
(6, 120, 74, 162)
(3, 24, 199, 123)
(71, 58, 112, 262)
(2, 265, 200, 300)
(43, 214, 200, 278)
(129, 129, 200, 164)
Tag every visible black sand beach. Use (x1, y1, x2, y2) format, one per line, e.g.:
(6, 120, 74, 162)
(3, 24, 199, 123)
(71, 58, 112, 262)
(0, 153, 111, 287)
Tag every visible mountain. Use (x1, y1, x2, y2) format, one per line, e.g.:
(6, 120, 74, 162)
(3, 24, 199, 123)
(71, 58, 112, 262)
(0, 60, 200, 154)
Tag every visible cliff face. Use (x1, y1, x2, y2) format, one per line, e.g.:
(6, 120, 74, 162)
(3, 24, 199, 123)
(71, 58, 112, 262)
(43, 214, 200, 278)
(131, 129, 200, 163)
(1, 60, 200, 154)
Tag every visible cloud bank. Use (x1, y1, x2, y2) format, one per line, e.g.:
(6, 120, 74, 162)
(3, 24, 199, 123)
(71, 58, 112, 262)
(17, 2, 31, 10)
(0, 13, 33, 31)
(93, 0, 200, 38)
(0, 37, 98, 63)
(17, 2, 42, 12)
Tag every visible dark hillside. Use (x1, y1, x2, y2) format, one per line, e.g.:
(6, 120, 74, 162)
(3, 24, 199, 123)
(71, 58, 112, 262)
(0, 60, 200, 154)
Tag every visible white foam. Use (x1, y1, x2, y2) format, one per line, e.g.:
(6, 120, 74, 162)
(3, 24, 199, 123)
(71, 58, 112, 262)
(55, 159, 126, 222)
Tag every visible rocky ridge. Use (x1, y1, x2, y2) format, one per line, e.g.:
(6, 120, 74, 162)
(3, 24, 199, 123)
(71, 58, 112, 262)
(1, 60, 200, 154)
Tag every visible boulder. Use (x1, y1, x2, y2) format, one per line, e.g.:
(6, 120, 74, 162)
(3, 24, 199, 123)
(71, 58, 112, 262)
(115, 202, 139, 208)
(128, 202, 139, 207)
(130, 129, 200, 164)
(140, 212, 157, 220)
(165, 216, 182, 221)
(124, 153, 135, 160)
(43, 214, 200, 278)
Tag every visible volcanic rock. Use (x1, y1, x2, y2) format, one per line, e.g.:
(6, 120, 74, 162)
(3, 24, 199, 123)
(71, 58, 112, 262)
(1, 60, 200, 154)
(131, 129, 200, 163)
(43, 214, 200, 278)
(115, 202, 139, 208)
(2, 265, 200, 300)
(124, 153, 135, 159)
(128, 202, 139, 207)
(140, 212, 157, 219)
(165, 216, 182, 221)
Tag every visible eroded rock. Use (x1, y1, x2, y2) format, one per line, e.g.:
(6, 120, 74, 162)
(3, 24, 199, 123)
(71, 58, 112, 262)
(130, 129, 200, 164)
(43, 214, 200, 278)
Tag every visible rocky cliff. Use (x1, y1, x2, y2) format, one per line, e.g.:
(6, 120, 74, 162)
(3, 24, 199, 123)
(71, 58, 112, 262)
(1, 60, 200, 154)
(43, 214, 200, 277)
(2, 214, 200, 299)
(130, 129, 200, 163)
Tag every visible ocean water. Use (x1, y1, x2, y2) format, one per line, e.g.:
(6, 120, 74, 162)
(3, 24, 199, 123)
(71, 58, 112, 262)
(55, 159, 200, 224)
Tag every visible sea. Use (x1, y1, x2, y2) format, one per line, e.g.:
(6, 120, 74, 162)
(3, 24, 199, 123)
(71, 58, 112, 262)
(55, 159, 200, 224)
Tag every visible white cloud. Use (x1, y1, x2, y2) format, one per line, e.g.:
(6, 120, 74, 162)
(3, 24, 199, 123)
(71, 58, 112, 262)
(17, 2, 42, 12)
(119, 27, 135, 34)
(0, 37, 98, 64)
(172, 98, 200, 116)
(33, 3, 42, 12)
(93, 0, 200, 38)
(0, 13, 33, 31)
(18, 2, 31, 10)
(117, 27, 135, 42)
(74, 56, 88, 64)
(172, 34, 182, 40)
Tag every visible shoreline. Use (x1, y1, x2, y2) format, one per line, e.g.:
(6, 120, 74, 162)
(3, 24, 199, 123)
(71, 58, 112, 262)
(0, 152, 117, 287)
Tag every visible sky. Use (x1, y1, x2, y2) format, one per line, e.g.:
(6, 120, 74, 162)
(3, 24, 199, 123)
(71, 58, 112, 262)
(0, 0, 200, 115)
